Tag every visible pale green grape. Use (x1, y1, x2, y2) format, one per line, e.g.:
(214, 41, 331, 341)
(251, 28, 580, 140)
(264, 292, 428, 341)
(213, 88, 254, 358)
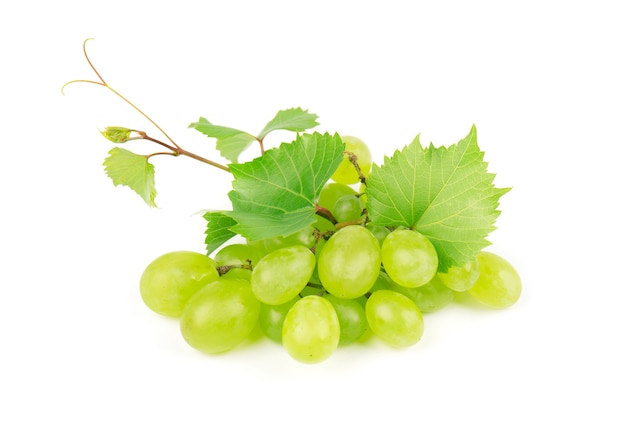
(214, 243, 264, 269)
(331, 135, 372, 184)
(365, 290, 424, 348)
(140, 250, 220, 317)
(397, 275, 454, 313)
(381, 229, 438, 288)
(252, 225, 318, 253)
(317, 183, 357, 215)
(282, 295, 340, 364)
(333, 194, 363, 222)
(366, 222, 391, 247)
(318, 225, 381, 298)
(258, 297, 298, 342)
(251, 245, 316, 305)
(180, 278, 260, 354)
(468, 252, 522, 308)
(437, 259, 479, 292)
(323, 293, 368, 345)
(221, 268, 252, 280)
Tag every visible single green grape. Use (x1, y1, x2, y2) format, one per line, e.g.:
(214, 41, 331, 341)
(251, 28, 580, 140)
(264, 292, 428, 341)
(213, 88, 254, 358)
(333, 194, 363, 222)
(214, 243, 264, 269)
(221, 268, 253, 280)
(139, 250, 220, 317)
(437, 259, 480, 292)
(318, 225, 381, 298)
(365, 290, 424, 348)
(467, 252, 522, 308)
(381, 229, 438, 288)
(317, 183, 357, 215)
(323, 293, 368, 345)
(282, 295, 340, 364)
(331, 135, 372, 185)
(366, 222, 391, 247)
(180, 278, 260, 354)
(251, 245, 316, 305)
(396, 275, 454, 313)
(258, 297, 299, 343)
(254, 225, 317, 253)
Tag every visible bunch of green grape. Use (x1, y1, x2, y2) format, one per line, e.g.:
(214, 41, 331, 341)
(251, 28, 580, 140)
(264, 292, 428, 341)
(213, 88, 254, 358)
(139, 136, 522, 364)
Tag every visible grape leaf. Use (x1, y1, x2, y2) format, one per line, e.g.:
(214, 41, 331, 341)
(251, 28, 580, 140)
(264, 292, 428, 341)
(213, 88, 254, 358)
(103, 147, 157, 207)
(189, 117, 257, 164)
(203, 211, 238, 254)
(365, 125, 510, 272)
(225, 132, 344, 240)
(257, 107, 319, 140)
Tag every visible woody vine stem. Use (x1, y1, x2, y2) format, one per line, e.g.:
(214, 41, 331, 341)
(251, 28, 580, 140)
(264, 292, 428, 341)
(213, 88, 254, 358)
(62, 38, 231, 173)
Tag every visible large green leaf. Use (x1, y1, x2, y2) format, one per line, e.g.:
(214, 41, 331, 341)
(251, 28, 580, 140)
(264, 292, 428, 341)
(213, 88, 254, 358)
(226, 132, 344, 240)
(365, 125, 510, 271)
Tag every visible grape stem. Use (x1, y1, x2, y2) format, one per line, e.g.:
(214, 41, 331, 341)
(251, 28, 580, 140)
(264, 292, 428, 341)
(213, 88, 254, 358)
(345, 151, 368, 185)
(314, 205, 337, 224)
(62, 38, 230, 173)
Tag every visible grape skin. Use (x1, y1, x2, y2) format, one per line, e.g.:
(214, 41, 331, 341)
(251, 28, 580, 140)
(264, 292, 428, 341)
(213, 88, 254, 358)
(180, 278, 260, 354)
(323, 293, 368, 345)
(282, 296, 340, 364)
(468, 251, 522, 308)
(258, 297, 298, 343)
(139, 250, 220, 318)
(381, 229, 438, 288)
(251, 245, 316, 305)
(318, 225, 381, 299)
(366, 290, 424, 348)
(437, 259, 480, 292)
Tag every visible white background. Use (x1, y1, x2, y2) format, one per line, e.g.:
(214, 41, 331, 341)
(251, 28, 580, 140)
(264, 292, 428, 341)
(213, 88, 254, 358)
(2, 1, 625, 422)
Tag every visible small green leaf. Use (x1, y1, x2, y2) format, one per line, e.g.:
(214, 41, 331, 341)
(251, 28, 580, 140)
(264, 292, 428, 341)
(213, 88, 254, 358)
(203, 211, 238, 254)
(103, 147, 157, 207)
(366, 125, 510, 272)
(189, 117, 257, 163)
(257, 107, 319, 140)
(227, 132, 344, 240)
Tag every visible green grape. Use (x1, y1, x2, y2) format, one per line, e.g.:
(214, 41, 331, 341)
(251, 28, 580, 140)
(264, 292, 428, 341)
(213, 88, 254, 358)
(282, 295, 340, 364)
(221, 268, 252, 280)
(258, 297, 298, 343)
(370, 270, 394, 292)
(251, 245, 316, 305)
(395, 275, 454, 313)
(333, 194, 363, 222)
(318, 225, 381, 298)
(299, 284, 324, 297)
(365, 290, 424, 348)
(366, 222, 391, 247)
(323, 293, 368, 345)
(317, 183, 357, 215)
(331, 135, 372, 185)
(437, 259, 480, 292)
(140, 250, 220, 317)
(467, 252, 522, 308)
(180, 278, 260, 354)
(214, 243, 264, 269)
(312, 215, 336, 237)
(255, 225, 317, 253)
(381, 229, 438, 288)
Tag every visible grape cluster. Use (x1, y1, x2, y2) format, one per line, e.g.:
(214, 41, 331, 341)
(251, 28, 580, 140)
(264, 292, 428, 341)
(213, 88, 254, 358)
(139, 136, 521, 363)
